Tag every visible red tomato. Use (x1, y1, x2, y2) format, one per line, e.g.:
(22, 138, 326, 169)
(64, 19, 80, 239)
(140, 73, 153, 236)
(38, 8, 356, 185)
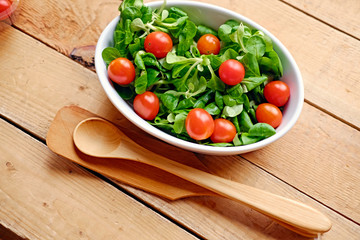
(185, 108, 214, 140)
(210, 118, 237, 143)
(144, 31, 173, 58)
(107, 58, 136, 85)
(133, 91, 160, 120)
(0, 0, 12, 20)
(197, 34, 220, 55)
(264, 81, 290, 107)
(219, 59, 245, 85)
(256, 103, 282, 128)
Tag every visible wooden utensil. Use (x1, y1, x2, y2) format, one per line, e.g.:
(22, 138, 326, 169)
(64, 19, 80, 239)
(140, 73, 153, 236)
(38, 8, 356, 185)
(47, 106, 329, 237)
(46, 106, 214, 200)
(73, 117, 332, 237)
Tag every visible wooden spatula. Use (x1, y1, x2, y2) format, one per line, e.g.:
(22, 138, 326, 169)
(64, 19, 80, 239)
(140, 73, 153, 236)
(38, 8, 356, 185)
(46, 105, 214, 200)
(47, 106, 331, 237)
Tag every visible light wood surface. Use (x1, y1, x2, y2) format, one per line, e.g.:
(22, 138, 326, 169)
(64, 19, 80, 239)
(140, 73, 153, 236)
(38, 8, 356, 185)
(0, 119, 196, 240)
(282, 0, 360, 39)
(0, 0, 359, 239)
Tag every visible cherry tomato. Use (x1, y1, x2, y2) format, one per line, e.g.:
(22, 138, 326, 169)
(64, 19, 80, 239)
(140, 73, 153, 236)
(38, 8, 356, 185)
(185, 108, 214, 140)
(219, 59, 245, 85)
(133, 91, 160, 120)
(264, 81, 290, 107)
(210, 118, 237, 143)
(107, 58, 136, 85)
(256, 103, 282, 128)
(0, 0, 12, 20)
(144, 31, 173, 58)
(197, 34, 220, 55)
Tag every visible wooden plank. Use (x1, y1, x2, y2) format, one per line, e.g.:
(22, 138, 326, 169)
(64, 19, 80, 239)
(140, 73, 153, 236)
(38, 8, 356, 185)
(282, 0, 360, 39)
(242, 103, 360, 220)
(0, 22, 114, 139)
(12, 0, 360, 129)
(13, 0, 120, 56)
(0, 118, 197, 240)
(120, 159, 360, 240)
(1, 20, 359, 239)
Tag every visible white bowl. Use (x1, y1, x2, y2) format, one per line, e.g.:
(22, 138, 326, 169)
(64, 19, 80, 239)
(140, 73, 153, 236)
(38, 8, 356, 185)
(95, 0, 304, 155)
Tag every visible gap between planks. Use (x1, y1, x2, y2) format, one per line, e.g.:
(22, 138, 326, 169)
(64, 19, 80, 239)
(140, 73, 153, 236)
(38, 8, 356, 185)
(304, 99, 360, 132)
(235, 154, 360, 227)
(278, 0, 360, 41)
(78, 167, 206, 240)
(0, 113, 45, 145)
(10, 24, 97, 73)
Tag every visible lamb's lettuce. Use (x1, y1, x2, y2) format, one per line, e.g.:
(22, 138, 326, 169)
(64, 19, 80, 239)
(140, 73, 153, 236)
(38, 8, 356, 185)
(102, 0, 284, 146)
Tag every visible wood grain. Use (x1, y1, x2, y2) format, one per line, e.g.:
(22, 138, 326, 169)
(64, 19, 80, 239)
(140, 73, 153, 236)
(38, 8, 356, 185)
(11, 0, 360, 129)
(120, 157, 360, 240)
(0, 22, 360, 239)
(242, 103, 360, 221)
(0, 119, 197, 240)
(282, 0, 360, 39)
(14, 0, 120, 55)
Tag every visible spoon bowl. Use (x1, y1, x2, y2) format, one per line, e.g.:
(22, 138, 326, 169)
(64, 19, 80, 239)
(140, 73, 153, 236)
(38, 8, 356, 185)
(73, 117, 332, 237)
(74, 117, 122, 156)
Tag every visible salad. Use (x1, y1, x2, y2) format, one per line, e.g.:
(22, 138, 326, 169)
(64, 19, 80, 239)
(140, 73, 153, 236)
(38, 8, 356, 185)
(102, 0, 290, 147)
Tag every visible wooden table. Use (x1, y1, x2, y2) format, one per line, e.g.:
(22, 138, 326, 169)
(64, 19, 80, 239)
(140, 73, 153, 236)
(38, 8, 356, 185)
(1, 0, 359, 239)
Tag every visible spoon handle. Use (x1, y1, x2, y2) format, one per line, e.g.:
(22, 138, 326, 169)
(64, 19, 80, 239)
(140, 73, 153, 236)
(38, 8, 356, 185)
(73, 117, 331, 236)
(131, 149, 331, 235)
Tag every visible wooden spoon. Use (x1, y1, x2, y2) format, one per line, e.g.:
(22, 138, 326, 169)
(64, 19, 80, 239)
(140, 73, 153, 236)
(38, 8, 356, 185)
(73, 117, 332, 236)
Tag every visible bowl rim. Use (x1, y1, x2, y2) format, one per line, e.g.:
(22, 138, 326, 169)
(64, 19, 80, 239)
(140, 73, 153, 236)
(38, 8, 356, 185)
(95, 0, 304, 155)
